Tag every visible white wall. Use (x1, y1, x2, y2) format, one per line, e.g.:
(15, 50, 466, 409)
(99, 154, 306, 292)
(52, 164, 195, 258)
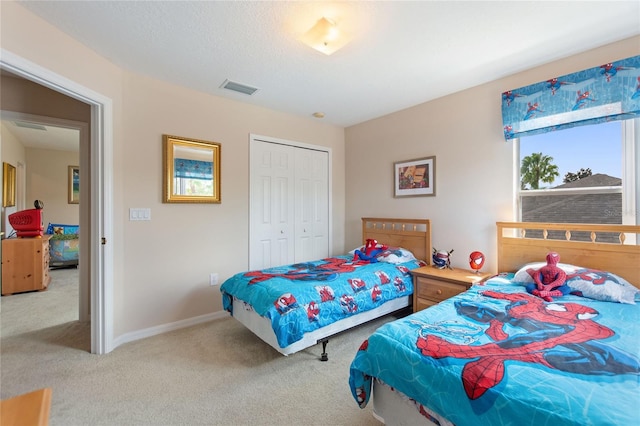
(1, 1, 346, 339)
(345, 36, 640, 274)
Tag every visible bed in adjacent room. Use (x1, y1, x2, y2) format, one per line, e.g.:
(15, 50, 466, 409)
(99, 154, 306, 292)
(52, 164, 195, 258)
(349, 221, 640, 425)
(220, 217, 431, 357)
(46, 223, 79, 268)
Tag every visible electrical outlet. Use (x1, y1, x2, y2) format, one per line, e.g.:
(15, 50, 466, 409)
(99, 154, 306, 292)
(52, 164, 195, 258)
(209, 273, 219, 286)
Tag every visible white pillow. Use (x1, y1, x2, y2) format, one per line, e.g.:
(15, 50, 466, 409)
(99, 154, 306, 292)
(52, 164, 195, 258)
(513, 262, 639, 304)
(376, 247, 417, 264)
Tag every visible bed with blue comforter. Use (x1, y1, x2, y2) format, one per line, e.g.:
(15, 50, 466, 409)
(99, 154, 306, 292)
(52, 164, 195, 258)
(349, 273, 640, 425)
(221, 250, 424, 352)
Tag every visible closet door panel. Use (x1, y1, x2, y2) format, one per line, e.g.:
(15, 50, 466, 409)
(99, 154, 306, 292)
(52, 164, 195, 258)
(295, 148, 329, 263)
(250, 141, 294, 269)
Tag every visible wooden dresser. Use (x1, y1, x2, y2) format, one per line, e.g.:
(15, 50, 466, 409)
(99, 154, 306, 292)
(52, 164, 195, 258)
(411, 266, 492, 312)
(1, 388, 52, 426)
(1, 235, 52, 296)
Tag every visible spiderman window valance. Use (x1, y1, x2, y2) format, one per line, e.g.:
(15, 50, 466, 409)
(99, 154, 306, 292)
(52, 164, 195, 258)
(501, 55, 640, 140)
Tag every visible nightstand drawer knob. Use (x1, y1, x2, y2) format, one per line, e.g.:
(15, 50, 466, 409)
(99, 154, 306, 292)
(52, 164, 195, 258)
(437, 289, 442, 295)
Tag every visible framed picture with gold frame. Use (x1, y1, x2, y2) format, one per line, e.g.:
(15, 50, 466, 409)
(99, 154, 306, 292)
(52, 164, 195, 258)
(3, 162, 16, 207)
(68, 165, 79, 204)
(163, 134, 221, 203)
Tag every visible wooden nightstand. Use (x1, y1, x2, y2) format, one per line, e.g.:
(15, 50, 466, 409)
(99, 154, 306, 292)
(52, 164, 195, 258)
(411, 266, 492, 312)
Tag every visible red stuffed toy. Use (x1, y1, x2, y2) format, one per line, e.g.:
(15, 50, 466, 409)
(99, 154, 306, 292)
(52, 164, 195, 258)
(525, 251, 570, 302)
(353, 239, 387, 263)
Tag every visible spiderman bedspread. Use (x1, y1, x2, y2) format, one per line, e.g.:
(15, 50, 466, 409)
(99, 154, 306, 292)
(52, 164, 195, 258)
(220, 255, 421, 348)
(349, 274, 640, 426)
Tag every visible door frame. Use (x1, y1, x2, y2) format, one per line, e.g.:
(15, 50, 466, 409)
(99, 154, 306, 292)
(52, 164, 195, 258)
(1, 49, 114, 354)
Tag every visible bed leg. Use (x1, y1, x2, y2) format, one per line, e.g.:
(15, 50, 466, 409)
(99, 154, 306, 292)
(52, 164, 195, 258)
(320, 338, 329, 361)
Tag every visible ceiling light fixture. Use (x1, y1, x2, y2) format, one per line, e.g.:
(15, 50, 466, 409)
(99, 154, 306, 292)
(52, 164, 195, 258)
(300, 17, 350, 55)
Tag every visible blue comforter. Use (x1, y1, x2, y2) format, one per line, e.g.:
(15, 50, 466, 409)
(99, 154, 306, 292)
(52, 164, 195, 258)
(220, 255, 421, 348)
(349, 274, 640, 425)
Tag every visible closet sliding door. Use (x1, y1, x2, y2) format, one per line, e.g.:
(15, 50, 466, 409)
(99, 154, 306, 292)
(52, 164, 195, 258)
(249, 136, 329, 270)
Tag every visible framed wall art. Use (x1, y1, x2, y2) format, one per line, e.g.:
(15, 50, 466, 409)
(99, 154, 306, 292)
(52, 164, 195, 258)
(3, 162, 16, 207)
(163, 134, 221, 203)
(68, 165, 79, 204)
(394, 156, 436, 197)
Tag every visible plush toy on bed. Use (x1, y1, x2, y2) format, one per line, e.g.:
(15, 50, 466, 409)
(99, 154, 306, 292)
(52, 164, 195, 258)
(526, 251, 571, 302)
(353, 239, 387, 263)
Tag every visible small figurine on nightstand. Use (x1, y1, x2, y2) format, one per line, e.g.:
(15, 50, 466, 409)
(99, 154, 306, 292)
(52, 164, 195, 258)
(432, 248, 454, 269)
(469, 251, 485, 274)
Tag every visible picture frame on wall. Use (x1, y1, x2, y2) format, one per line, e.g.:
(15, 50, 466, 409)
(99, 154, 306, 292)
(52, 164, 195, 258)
(394, 156, 436, 197)
(162, 134, 221, 203)
(68, 165, 79, 204)
(3, 162, 16, 207)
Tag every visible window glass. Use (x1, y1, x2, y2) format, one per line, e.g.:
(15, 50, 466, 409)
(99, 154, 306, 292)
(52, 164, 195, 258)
(520, 121, 621, 190)
(517, 121, 633, 241)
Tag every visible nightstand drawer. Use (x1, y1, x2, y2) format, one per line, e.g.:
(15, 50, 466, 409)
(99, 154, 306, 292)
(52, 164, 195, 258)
(415, 297, 438, 311)
(415, 276, 468, 302)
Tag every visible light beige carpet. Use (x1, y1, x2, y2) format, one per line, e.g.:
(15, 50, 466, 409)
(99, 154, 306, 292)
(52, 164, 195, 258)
(1, 268, 388, 425)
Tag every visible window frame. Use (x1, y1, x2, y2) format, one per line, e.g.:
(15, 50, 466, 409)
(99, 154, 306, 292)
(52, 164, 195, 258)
(514, 119, 638, 227)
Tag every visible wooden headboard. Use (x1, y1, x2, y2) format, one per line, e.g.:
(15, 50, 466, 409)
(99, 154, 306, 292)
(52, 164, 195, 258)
(497, 222, 640, 288)
(362, 218, 432, 264)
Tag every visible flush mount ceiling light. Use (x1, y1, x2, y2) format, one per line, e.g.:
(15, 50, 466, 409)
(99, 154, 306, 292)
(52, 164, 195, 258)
(300, 17, 351, 55)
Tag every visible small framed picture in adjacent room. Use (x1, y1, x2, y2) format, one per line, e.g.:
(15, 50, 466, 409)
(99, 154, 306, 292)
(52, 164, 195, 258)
(68, 165, 79, 204)
(3, 162, 16, 207)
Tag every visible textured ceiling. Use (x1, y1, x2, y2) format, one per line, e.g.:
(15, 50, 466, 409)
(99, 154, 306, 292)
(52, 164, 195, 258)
(13, 1, 640, 128)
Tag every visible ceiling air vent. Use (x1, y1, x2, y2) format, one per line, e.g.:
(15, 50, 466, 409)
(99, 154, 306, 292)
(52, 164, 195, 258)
(220, 79, 259, 96)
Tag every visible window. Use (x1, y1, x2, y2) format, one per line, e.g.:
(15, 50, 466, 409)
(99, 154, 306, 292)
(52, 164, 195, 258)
(515, 119, 638, 239)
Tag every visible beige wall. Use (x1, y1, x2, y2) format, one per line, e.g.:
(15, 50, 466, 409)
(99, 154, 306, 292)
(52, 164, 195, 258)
(1, 1, 345, 340)
(0, 122, 26, 233)
(25, 148, 79, 227)
(118, 72, 345, 332)
(345, 36, 640, 274)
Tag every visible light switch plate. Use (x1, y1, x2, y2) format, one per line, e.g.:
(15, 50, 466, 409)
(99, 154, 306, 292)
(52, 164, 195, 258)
(129, 208, 151, 221)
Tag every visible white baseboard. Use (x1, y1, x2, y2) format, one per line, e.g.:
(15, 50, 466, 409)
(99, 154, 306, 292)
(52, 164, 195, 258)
(112, 310, 229, 349)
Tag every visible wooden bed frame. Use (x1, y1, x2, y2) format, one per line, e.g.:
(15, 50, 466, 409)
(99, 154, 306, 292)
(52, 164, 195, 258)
(230, 217, 432, 358)
(361, 217, 432, 264)
(371, 221, 640, 425)
(497, 222, 640, 288)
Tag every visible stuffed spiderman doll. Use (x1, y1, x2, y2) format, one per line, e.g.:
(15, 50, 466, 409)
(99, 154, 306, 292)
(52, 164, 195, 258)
(353, 239, 388, 263)
(525, 251, 571, 302)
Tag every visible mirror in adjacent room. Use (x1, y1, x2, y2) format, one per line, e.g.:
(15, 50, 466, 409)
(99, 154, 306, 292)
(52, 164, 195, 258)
(163, 135, 221, 203)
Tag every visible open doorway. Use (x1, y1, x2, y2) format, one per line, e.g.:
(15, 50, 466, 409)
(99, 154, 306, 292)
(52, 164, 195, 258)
(1, 114, 87, 323)
(1, 51, 114, 354)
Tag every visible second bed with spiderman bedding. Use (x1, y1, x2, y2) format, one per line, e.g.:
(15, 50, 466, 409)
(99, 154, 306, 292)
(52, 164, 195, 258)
(220, 218, 431, 356)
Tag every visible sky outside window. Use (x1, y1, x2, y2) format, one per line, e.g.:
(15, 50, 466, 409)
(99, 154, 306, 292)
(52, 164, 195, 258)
(519, 121, 622, 188)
